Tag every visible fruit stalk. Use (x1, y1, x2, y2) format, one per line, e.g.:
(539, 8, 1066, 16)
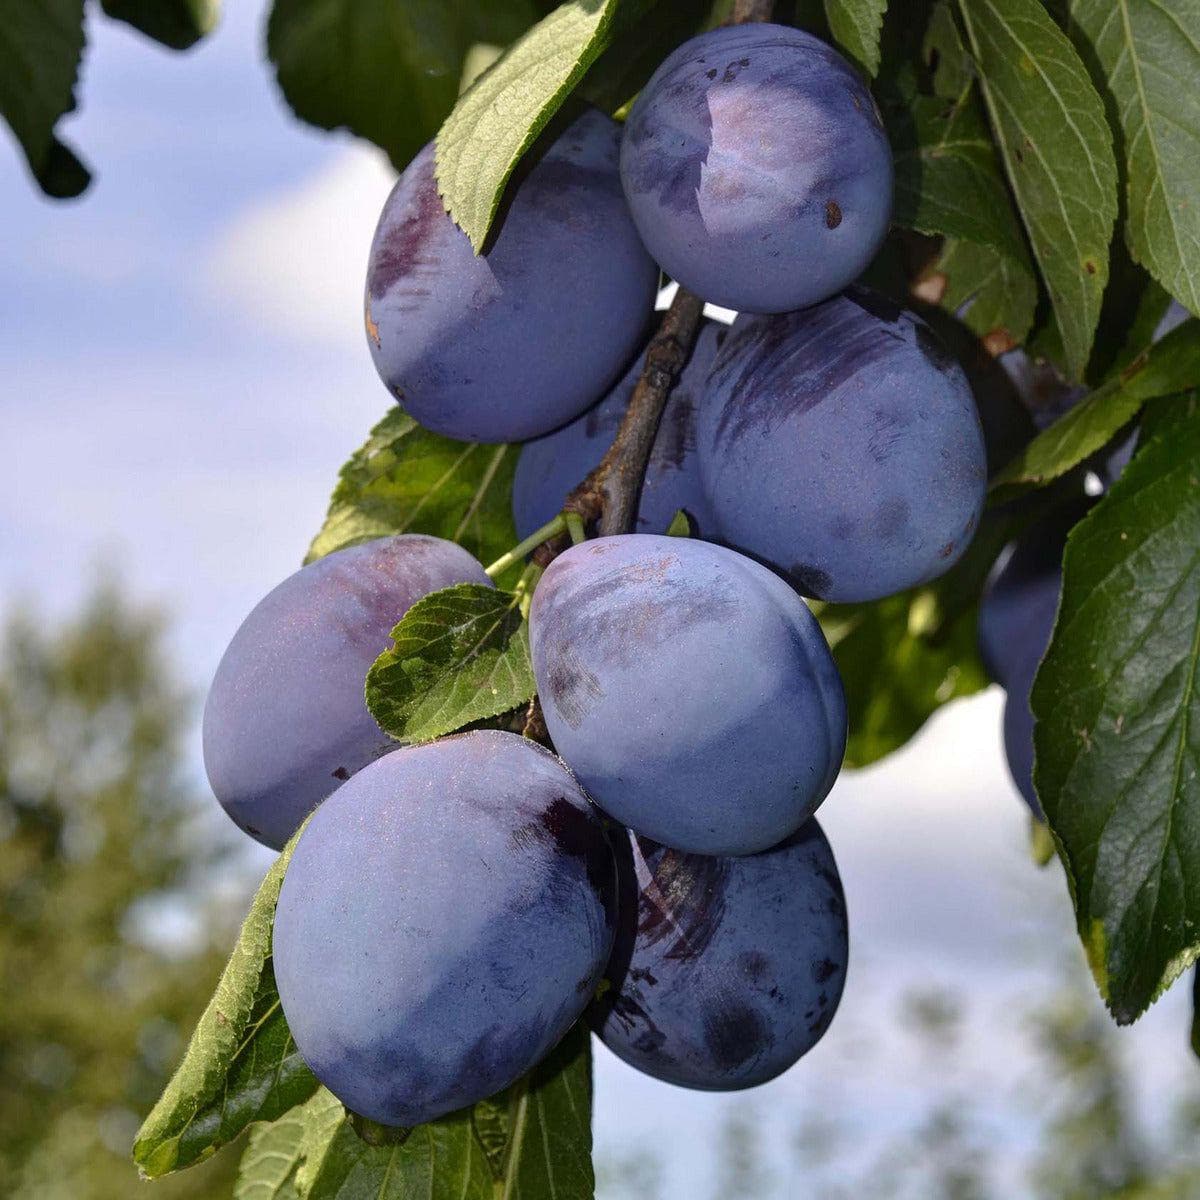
(729, 0, 775, 22)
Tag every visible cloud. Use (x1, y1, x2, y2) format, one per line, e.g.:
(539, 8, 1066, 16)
(205, 145, 397, 348)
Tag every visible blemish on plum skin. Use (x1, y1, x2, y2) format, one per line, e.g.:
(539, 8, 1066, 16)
(332, 766, 351, 782)
(365, 306, 381, 348)
(824, 200, 843, 229)
(812, 958, 840, 984)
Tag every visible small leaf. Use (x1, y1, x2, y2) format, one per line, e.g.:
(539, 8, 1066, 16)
(267, 0, 544, 173)
(1066, 0, 1200, 316)
(0, 0, 91, 198)
(824, 0, 888, 76)
(933, 237, 1038, 348)
(665, 510, 693, 537)
(991, 320, 1200, 495)
(436, 0, 625, 250)
(101, 0, 219, 49)
(958, 0, 1118, 378)
(133, 838, 318, 1178)
(366, 584, 535, 743)
(1033, 395, 1200, 1022)
(306, 408, 518, 577)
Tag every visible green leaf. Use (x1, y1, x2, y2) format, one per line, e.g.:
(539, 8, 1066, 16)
(487, 1025, 595, 1199)
(924, 0, 973, 99)
(991, 319, 1200, 495)
(0, 0, 90, 198)
(957, 0, 1118, 378)
(100, 0, 219, 49)
(1032, 395, 1200, 1022)
(933, 237, 1038, 348)
(892, 89, 1034, 267)
(252, 1027, 593, 1200)
(435, 0, 625, 251)
(1066, 0, 1200, 316)
(665, 509, 693, 537)
(266, 0, 544, 173)
(306, 408, 518, 577)
(824, 0, 888, 76)
(133, 839, 319, 1178)
(365, 583, 535, 743)
(236, 1090, 344, 1200)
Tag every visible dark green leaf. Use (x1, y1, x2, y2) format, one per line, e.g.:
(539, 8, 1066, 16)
(0, 0, 90, 198)
(134, 839, 318, 1178)
(101, 0, 219, 50)
(957, 0, 1118, 378)
(1033, 395, 1200, 1022)
(436, 0, 625, 250)
(488, 1025, 595, 1198)
(824, 0, 888, 76)
(306, 408, 518, 578)
(933, 237, 1038, 347)
(991, 319, 1200, 495)
(924, 0, 973, 99)
(304, 1112, 492, 1200)
(892, 89, 1033, 267)
(366, 584, 535, 743)
(267, 0, 543, 174)
(1086, 243, 1171, 386)
(1066, 0, 1200, 316)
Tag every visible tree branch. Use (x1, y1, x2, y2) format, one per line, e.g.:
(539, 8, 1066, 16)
(528, 0, 774, 561)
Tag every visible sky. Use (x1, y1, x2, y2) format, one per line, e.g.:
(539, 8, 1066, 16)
(0, 5, 1194, 1197)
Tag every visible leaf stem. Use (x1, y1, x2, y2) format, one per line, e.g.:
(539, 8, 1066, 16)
(485, 515, 566, 578)
(565, 511, 586, 545)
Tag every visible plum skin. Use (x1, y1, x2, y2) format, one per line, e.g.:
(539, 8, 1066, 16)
(202, 535, 489, 850)
(366, 107, 659, 444)
(512, 320, 727, 539)
(272, 730, 618, 1128)
(978, 504, 1087, 817)
(697, 288, 987, 604)
(529, 534, 847, 856)
(620, 24, 893, 314)
(591, 821, 848, 1090)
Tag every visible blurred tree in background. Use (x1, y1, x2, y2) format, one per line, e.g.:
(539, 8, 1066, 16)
(0, 582, 243, 1199)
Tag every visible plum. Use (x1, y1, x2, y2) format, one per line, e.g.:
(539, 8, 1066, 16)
(366, 107, 659, 443)
(697, 288, 987, 603)
(592, 821, 847, 1090)
(512, 320, 726, 539)
(272, 730, 617, 1127)
(620, 24, 893, 313)
(529, 534, 846, 855)
(978, 501, 1090, 816)
(202, 535, 489, 849)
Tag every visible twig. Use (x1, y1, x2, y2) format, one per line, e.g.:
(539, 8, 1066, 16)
(563, 289, 707, 539)
(728, 0, 775, 23)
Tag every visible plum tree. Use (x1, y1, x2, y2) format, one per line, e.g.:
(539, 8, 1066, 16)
(272, 730, 617, 1127)
(529, 534, 846, 856)
(697, 288, 987, 603)
(591, 821, 847, 1090)
(202, 535, 488, 849)
(619, 24, 892, 314)
(365, 107, 659, 443)
(512, 320, 726, 539)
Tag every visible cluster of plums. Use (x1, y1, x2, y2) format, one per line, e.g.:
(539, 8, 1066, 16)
(203, 25, 998, 1129)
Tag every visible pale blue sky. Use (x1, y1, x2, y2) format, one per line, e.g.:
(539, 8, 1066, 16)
(0, 6, 1192, 1195)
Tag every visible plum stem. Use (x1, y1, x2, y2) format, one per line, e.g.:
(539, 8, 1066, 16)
(557, 288, 707, 542)
(485, 514, 566, 577)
